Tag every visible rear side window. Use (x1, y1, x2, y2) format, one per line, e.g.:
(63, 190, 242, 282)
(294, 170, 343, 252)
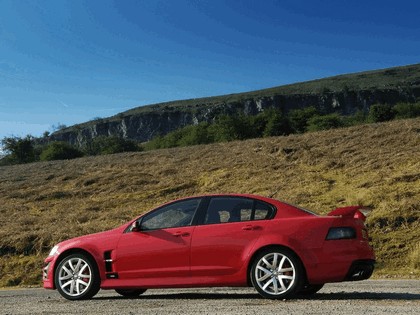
(254, 201, 274, 220)
(204, 197, 274, 225)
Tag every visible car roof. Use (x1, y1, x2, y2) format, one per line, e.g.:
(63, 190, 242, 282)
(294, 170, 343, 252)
(179, 193, 278, 204)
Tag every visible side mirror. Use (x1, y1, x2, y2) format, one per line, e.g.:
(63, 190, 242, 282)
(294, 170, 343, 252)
(131, 220, 141, 232)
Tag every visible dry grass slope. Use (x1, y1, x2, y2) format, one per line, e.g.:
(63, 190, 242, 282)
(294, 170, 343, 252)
(1, 118, 419, 286)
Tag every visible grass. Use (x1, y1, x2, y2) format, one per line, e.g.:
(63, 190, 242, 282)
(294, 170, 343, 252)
(0, 118, 419, 286)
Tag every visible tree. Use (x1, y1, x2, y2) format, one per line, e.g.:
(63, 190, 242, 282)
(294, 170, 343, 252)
(210, 115, 239, 142)
(178, 123, 213, 147)
(1, 136, 36, 164)
(288, 107, 318, 133)
(262, 109, 291, 137)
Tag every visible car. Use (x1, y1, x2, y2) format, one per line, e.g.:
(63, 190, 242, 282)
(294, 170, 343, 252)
(43, 194, 375, 300)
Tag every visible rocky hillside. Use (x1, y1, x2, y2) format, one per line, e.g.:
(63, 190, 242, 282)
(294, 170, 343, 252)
(50, 64, 420, 146)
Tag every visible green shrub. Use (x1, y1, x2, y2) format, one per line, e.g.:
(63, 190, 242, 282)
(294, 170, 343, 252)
(307, 113, 345, 131)
(368, 104, 395, 122)
(394, 102, 420, 119)
(40, 142, 83, 161)
(178, 123, 213, 147)
(85, 136, 140, 155)
(345, 109, 368, 126)
(212, 115, 253, 142)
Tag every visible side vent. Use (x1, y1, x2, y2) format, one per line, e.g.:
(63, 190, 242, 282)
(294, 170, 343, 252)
(104, 251, 113, 272)
(104, 250, 119, 279)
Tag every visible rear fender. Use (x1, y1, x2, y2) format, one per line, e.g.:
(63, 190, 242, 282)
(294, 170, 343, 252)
(250, 233, 320, 271)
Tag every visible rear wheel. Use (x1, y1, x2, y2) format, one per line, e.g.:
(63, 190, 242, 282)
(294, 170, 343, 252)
(250, 248, 303, 299)
(115, 289, 147, 297)
(55, 253, 100, 300)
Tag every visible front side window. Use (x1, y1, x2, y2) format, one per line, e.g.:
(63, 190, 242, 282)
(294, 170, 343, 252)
(141, 198, 201, 230)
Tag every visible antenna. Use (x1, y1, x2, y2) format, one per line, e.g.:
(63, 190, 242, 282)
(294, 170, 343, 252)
(268, 188, 281, 199)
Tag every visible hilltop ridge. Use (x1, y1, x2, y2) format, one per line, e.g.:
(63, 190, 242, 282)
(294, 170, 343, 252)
(49, 63, 420, 146)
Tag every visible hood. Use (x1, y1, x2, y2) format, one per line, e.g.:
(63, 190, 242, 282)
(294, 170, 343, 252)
(56, 225, 126, 252)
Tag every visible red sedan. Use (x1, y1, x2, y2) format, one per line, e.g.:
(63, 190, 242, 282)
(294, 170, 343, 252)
(43, 194, 375, 300)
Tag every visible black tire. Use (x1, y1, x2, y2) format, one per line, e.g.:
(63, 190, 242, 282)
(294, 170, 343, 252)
(115, 289, 147, 297)
(297, 284, 324, 296)
(54, 253, 100, 300)
(250, 248, 303, 299)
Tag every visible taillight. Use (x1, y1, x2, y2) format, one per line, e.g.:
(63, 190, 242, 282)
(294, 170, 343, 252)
(354, 210, 366, 221)
(326, 227, 356, 240)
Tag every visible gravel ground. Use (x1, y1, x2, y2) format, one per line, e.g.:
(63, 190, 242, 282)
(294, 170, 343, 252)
(0, 280, 419, 315)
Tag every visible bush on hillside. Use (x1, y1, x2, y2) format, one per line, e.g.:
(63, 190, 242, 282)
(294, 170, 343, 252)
(368, 104, 395, 123)
(212, 115, 254, 142)
(177, 123, 213, 147)
(85, 136, 140, 155)
(394, 102, 420, 119)
(307, 113, 345, 131)
(344, 109, 368, 125)
(40, 142, 83, 161)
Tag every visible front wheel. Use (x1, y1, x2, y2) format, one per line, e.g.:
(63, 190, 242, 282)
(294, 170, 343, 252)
(55, 253, 100, 300)
(250, 248, 303, 299)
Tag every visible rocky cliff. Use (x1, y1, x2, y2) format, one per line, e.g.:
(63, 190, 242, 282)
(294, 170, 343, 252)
(50, 64, 420, 146)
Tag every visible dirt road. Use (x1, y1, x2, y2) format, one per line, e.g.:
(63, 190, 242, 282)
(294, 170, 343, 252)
(0, 280, 419, 315)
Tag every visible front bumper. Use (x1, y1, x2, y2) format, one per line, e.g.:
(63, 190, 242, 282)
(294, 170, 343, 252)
(42, 258, 56, 289)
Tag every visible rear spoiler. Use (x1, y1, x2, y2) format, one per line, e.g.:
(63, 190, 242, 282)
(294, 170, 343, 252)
(328, 206, 371, 222)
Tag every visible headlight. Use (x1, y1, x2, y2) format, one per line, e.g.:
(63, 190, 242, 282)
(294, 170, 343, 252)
(48, 245, 60, 256)
(326, 227, 356, 240)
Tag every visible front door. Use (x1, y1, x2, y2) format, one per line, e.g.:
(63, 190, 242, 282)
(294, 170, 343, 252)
(115, 198, 202, 280)
(115, 226, 194, 279)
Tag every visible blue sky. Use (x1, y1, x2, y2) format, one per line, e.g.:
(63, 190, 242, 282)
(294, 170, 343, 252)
(0, 0, 419, 141)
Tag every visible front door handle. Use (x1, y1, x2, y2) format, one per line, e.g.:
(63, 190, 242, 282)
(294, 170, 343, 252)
(242, 225, 254, 231)
(172, 231, 190, 237)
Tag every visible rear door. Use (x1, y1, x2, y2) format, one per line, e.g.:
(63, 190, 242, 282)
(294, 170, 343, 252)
(190, 197, 274, 277)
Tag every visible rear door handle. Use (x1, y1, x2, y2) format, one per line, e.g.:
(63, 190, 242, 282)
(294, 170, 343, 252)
(172, 231, 190, 237)
(242, 225, 254, 231)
